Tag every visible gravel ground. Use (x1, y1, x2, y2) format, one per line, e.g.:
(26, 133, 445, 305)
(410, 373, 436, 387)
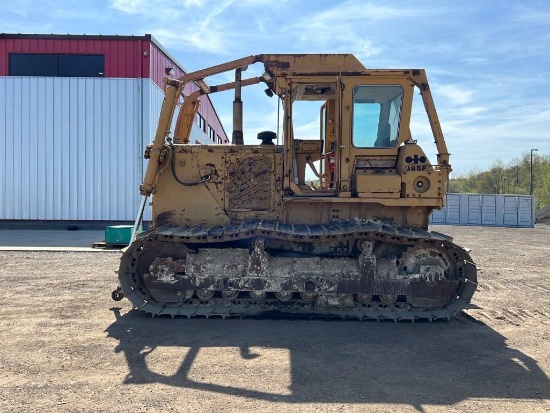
(1, 225, 549, 412)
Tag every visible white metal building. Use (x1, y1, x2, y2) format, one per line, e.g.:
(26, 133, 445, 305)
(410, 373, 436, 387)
(0, 33, 228, 226)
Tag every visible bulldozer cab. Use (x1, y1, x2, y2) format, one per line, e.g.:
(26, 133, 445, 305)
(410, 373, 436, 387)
(282, 71, 427, 202)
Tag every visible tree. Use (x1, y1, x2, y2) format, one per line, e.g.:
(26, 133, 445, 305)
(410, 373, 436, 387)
(538, 162, 550, 207)
(448, 152, 549, 208)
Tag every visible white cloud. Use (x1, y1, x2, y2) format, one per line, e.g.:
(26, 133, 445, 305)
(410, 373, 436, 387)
(111, 0, 146, 14)
(197, 0, 235, 32)
(149, 26, 232, 55)
(183, 0, 207, 7)
(434, 85, 474, 106)
(310, 1, 438, 22)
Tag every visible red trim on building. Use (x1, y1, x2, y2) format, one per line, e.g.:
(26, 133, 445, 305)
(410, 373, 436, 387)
(0, 36, 147, 78)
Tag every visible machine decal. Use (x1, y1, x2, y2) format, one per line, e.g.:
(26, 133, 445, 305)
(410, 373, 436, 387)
(405, 155, 427, 164)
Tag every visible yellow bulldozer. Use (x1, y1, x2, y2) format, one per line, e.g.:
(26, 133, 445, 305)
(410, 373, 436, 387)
(113, 54, 477, 321)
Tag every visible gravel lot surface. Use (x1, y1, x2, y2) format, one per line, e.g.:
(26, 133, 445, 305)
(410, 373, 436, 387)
(1, 225, 549, 412)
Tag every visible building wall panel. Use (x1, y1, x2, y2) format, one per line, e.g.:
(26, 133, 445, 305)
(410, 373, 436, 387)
(0, 77, 143, 220)
(0, 76, 215, 222)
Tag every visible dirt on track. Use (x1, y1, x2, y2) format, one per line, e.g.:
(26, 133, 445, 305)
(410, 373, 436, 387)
(1, 225, 549, 413)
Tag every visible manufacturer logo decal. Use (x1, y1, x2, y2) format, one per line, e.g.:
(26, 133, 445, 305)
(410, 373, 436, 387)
(405, 155, 427, 164)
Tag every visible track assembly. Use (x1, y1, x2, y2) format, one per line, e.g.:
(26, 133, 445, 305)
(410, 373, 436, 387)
(115, 219, 477, 322)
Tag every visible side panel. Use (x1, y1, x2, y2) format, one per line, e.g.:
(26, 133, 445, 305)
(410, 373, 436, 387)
(430, 209, 446, 224)
(467, 195, 482, 225)
(0, 77, 141, 220)
(503, 196, 518, 227)
(0, 77, 218, 222)
(459, 194, 469, 224)
(152, 146, 284, 228)
(481, 195, 497, 226)
(495, 195, 505, 226)
(518, 196, 534, 227)
(445, 194, 461, 224)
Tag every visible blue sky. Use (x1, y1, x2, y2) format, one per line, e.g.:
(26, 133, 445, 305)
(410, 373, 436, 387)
(2, 0, 549, 175)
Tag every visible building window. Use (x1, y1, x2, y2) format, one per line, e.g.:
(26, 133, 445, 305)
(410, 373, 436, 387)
(209, 126, 216, 142)
(9, 53, 105, 77)
(217, 134, 222, 144)
(197, 114, 206, 133)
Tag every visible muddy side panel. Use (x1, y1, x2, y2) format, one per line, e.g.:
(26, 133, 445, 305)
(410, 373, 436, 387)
(152, 146, 284, 227)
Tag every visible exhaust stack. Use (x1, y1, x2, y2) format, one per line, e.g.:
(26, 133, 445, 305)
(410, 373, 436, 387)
(232, 67, 245, 145)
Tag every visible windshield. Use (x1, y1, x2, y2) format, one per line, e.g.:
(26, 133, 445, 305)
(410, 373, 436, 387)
(352, 85, 403, 148)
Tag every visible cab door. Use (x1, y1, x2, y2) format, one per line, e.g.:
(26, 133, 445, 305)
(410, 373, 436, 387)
(340, 76, 414, 198)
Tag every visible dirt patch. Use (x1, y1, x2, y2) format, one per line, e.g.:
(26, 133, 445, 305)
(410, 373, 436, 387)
(536, 205, 550, 224)
(1, 226, 549, 412)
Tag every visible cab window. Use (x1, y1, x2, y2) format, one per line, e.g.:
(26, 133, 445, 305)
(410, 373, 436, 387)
(352, 85, 403, 148)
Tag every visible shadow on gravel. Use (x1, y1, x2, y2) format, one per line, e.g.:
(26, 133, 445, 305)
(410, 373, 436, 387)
(106, 308, 549, 409)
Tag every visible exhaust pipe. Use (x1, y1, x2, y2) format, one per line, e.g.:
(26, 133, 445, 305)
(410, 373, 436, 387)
(232, 67, 246, 145)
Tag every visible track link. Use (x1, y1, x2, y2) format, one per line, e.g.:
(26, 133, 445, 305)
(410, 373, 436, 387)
(117, 219, 477, 321)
